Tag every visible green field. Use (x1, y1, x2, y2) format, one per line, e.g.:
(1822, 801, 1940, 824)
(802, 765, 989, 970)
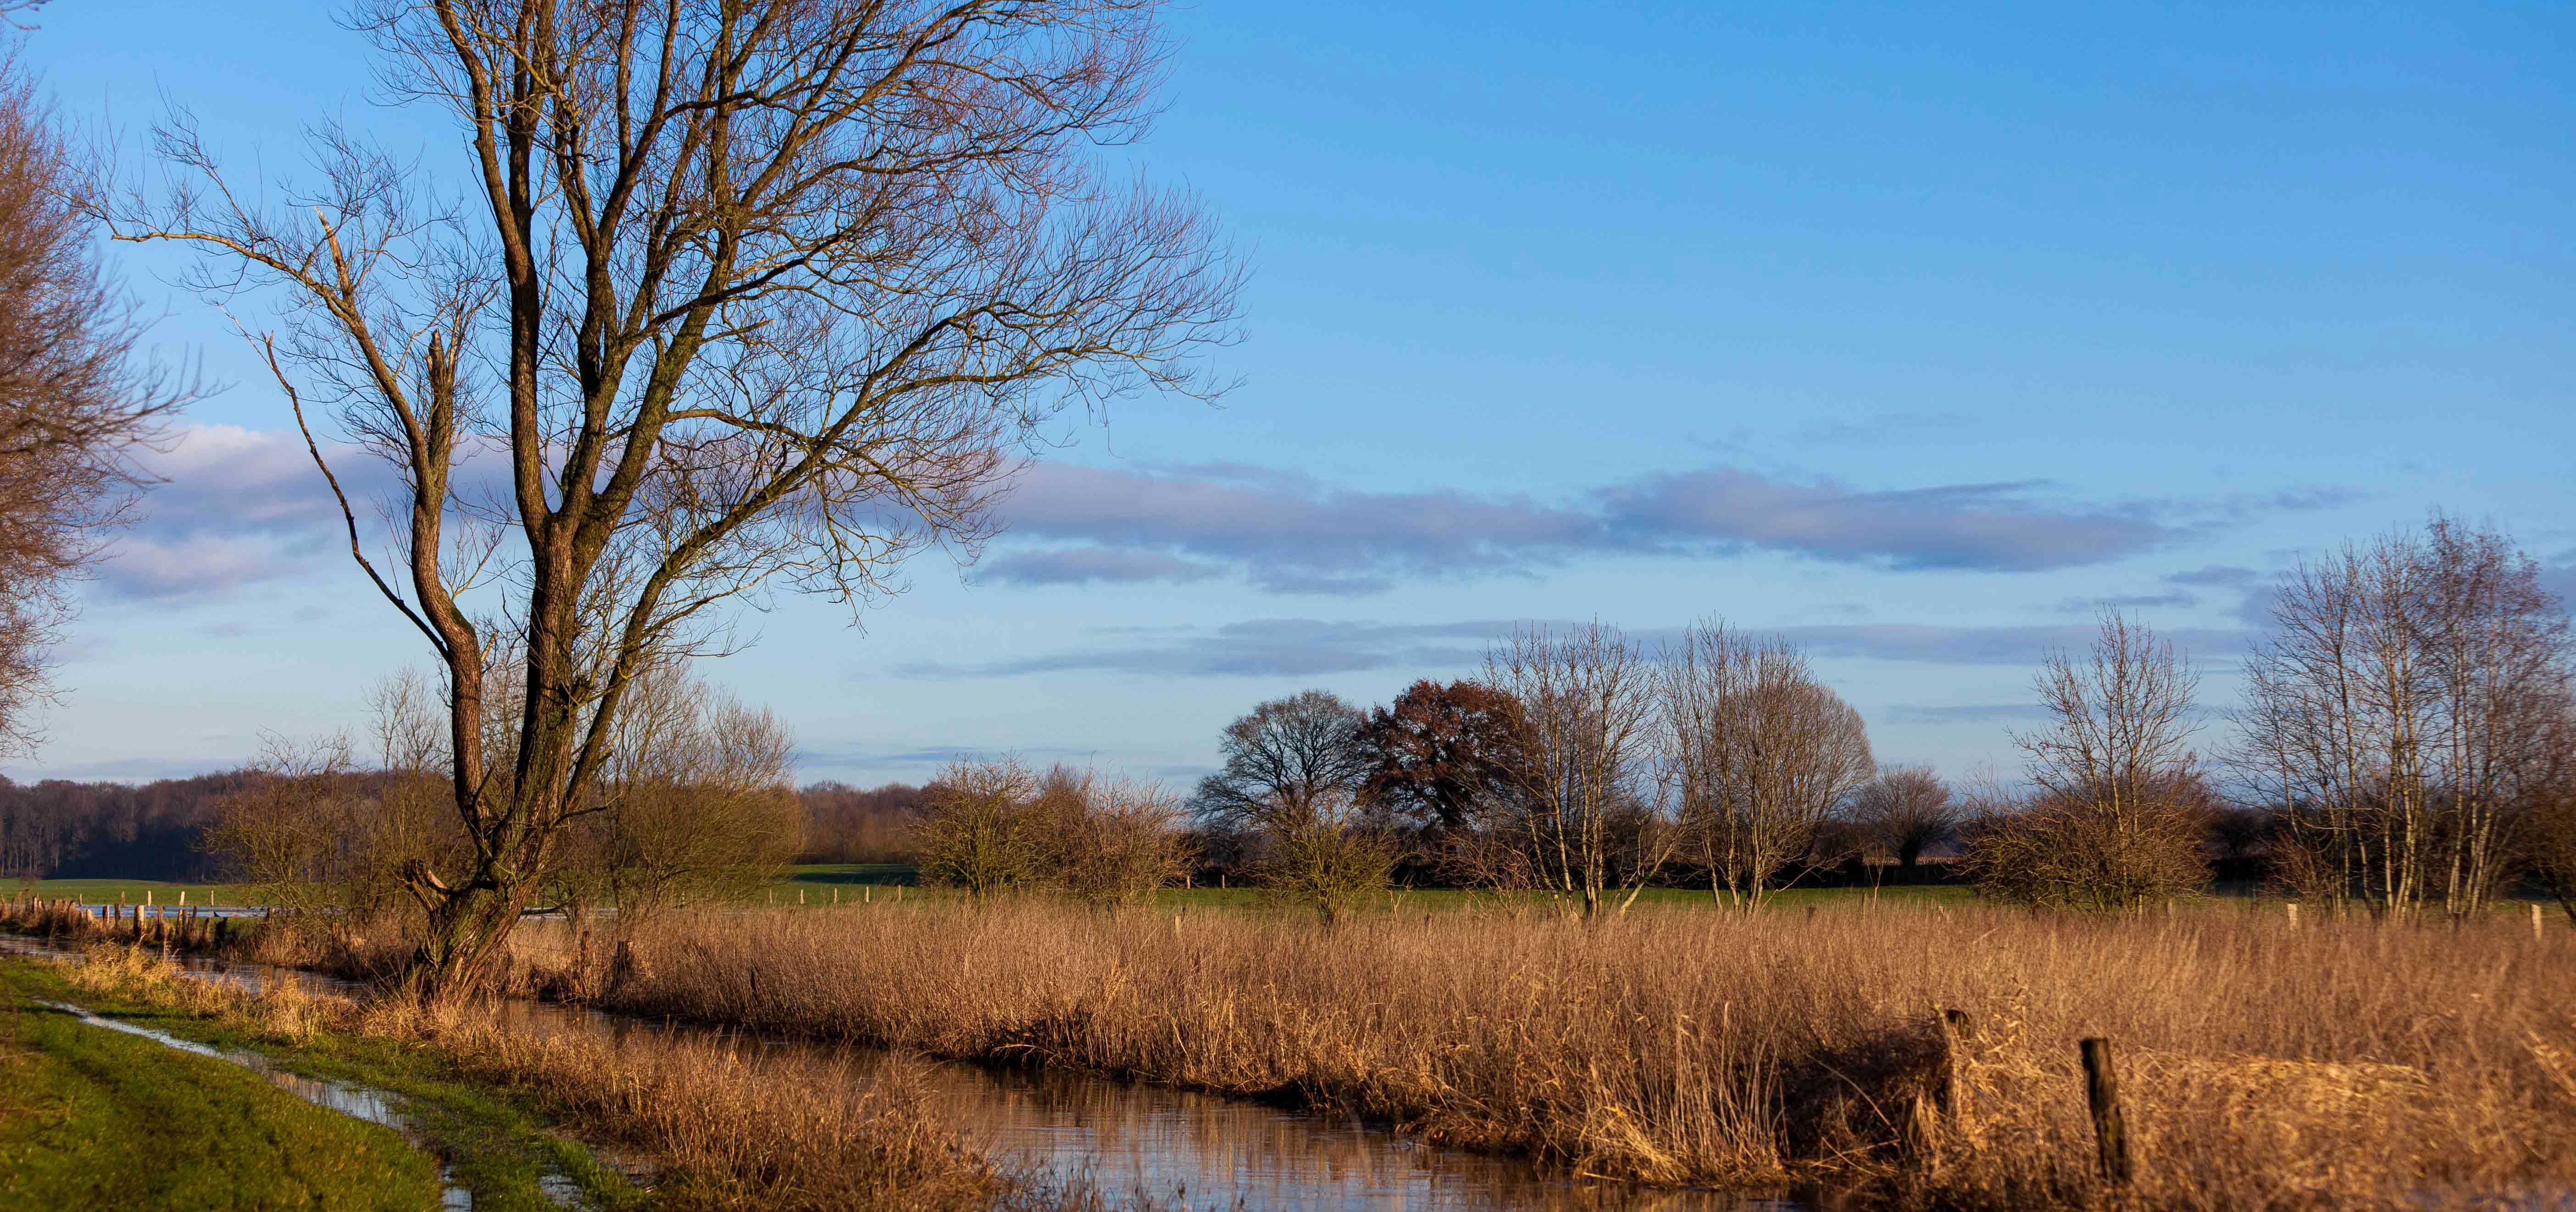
(53, 867, 2545, 919)
(0, 962, 438, 1212)
(8, 880, 253, 908)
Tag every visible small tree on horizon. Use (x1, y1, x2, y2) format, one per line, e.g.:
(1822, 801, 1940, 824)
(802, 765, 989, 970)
(1661, 620, 1873, 908)
(1965, 612, 2209, 910)
(1851, 766, 1956, 880)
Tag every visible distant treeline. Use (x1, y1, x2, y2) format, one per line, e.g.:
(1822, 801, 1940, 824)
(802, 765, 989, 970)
(0, 773, 933, 881)
(0, 773, 260, 881)
(795, 781, 927, 864)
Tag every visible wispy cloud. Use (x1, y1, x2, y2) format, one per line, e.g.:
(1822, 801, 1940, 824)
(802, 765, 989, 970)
(896, 617, 2257, 681)
(986, 459, 2255, 596)
(103, 425, 2352, 612)
(1778, 623, 2252, 665)
(1597, 470, 2166, 572)
(2054, 591, 2200, 614)
(97, 424, 391, 600)
(1883, 703, 2056, 725)
(894, 618, 1510, 678)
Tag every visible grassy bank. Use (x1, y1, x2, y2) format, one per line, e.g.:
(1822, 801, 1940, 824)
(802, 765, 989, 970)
(1, 944, 1116, 1212)
(509, 900, 2575, 1210)
(0, 958, 441, 1212)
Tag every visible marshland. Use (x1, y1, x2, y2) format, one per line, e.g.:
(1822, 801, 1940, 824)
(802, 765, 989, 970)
(3, 1, 2572, 1210)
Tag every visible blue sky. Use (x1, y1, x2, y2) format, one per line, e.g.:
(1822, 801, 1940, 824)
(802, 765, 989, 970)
(14, 0, 2572, 786)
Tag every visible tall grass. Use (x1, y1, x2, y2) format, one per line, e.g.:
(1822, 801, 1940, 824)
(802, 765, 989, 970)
(534, 901, 2576, 1210)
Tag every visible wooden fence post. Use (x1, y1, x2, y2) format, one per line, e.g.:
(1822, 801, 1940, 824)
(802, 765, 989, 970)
(2536, 903, 2546, 942)
(2080, 1037, 2132, 1184)
(2286, 902, 2299, 930)
(1939, 1008, 1974, 1121)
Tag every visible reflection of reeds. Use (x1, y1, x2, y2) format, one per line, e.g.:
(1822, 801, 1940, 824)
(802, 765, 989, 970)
(44, 944, 1102, 1212)
(534, 902, 2576, 1209)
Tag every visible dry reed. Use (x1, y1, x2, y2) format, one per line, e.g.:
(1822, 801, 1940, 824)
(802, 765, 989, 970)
(519, 900, 2576, 1210)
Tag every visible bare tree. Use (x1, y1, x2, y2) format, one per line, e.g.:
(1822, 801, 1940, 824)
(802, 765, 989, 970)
(915, 757, 1047, 899)
(1190, 690, 1371, 830)
(0, 55, 186, 753)
(1256, 785, 1397, 924)
(1484, 622, 1670, 917)
(1851, 766, 1955, 880)
(1188, 690, 1397, 917)
(549, 664, 801, 919)
(1030, 765, 1193, 906)
(2233, 516, 2570, 916)
(1661, 621, 1873, 908)
(99, 1, 1238, 996)
(1967, 612, 2207, 909)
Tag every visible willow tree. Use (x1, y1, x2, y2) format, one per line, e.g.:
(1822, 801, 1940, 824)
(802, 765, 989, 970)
(102, 0, 1237, 995)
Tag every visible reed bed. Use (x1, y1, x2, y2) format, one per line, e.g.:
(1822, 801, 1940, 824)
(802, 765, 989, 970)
(520, 900, 2576, 1210)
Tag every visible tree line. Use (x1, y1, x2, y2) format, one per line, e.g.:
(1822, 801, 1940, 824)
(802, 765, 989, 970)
(909, 515, 2576, 923)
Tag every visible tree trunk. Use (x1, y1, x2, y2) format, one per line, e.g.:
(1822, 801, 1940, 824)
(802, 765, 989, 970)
(406, 883, 526, 1002)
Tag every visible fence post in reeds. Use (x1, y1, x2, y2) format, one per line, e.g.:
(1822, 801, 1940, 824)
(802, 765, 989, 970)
(864, 886, 872, 905)
(2535, 903, 2546, 941)
(2286, 902, 2299, 930)
(2080, 1037, 2133, 1185)
(1939, 1008, 1974, 1123)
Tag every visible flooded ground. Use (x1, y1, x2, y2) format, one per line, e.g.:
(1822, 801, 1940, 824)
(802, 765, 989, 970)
(6, 935, 1798, 1211)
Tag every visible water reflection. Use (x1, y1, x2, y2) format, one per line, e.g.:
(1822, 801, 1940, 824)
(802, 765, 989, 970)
(493, 997, 1795, 1212)
(5, 936, 1794, 1211)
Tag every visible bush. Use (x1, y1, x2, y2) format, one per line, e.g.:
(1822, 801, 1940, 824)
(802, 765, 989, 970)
(1258, 793, 1398, 924)
(914, 759, 1049, 898)
(916, 759, 1194, 904)
(1960, 793, 2208, 910)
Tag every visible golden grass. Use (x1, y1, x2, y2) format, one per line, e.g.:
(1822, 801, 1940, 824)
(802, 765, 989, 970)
(515, 900, 2576, 1210)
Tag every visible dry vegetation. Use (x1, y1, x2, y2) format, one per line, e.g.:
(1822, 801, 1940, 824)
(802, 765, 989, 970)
(484, 899, 2576, 1211)
(28, 939, 1109, 1212)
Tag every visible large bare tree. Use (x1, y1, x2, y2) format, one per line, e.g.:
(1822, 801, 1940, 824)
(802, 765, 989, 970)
(0, 55, 184, 755)
(2234, 516, 2570, 915)
(1661, 621, 1873, 908)
(101, 1, 1238, 995)
(1189, 689, 1371, 832)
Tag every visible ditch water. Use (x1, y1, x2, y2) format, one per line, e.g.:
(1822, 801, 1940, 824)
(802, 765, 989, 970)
(6, 935, 1799, 1211)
